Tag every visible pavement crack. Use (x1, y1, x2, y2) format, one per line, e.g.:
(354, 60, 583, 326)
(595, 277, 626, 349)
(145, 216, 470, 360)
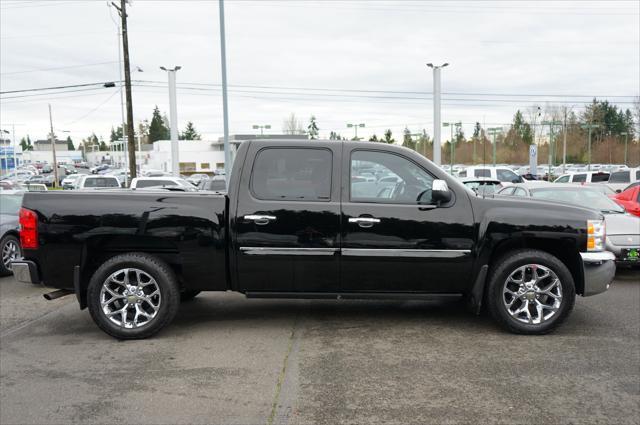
(266, 312, 299, 425)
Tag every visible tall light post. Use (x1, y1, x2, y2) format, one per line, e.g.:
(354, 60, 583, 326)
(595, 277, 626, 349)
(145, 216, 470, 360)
(581, 123, 599, 170)
(488, 127, 502, 167)
(218, 0, 231, 186)
(443, 122, 461, 173)
(0, 129, 9, 178)
(427, 62, 448, 166)
(347, 123, 365, 140)
(620, 132, 628, 165)
(542, 120, 562, 177)
(252, 124, 271, 136)
(160, 66, 181, 177)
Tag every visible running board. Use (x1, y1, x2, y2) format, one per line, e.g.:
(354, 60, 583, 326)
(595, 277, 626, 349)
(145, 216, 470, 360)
(244, 292, 463, 301)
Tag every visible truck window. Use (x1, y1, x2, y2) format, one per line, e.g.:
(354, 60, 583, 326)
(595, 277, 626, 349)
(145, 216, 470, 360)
(496, 168, 519, 182)
(555, 175, 570, 183)
(136, 179, 176, 188)
(609, 171, 629, 183)
(573, 174, 586, 183)
(474, 169, 491, 178)
(84, 178, 119, 188)
(350, 150, 434, 204)
(591, 172, 610, 182)
(251, 148, 332, 201)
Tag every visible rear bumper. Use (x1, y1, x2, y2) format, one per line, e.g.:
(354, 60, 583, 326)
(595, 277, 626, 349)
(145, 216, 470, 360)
(580, 252, 616, 297)
(11, 260, 40, 284)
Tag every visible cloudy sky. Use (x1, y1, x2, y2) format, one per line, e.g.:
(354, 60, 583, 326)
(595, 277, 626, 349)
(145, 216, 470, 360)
(1, 0, 638, 144)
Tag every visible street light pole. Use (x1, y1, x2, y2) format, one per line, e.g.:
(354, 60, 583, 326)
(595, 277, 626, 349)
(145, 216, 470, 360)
(427, 62, 448, 166)
(487, 127, 502, 167)
(252, 124, 271, 136)
(581, 123, 599, 171)
(346, 123, 365, 141)
(48, 104, 59, 188)
(160, 66, 181, 177)
(218, 0, 231, 186)
(542, 120, 562, 177)
(620, 132, 628, 165)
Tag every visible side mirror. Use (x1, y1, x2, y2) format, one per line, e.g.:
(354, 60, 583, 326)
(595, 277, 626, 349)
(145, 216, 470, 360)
(432, 179, 452, 204)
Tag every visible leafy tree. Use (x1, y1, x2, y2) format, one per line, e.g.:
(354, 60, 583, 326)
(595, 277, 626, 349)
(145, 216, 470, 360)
(148, 106, 170, 142)
(473, 122, 481, 139)
(382, 129, 395, 144)
(138, 120, 150, 144)
(180, 121, 201, 140)
(368, 134, 379, 142)
(307, 115, 319, 139)
(282, 113, 305, 135)
(66, 136, 75, 151)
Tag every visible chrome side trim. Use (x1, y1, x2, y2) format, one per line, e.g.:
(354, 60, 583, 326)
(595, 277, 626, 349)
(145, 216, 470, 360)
(342, 248, 471, 258)
(240, 247, 338, 256)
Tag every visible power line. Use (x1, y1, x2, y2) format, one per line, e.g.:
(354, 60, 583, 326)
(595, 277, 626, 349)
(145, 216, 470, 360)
(1, 61, 118, 76)
(0, 82, 117, 95)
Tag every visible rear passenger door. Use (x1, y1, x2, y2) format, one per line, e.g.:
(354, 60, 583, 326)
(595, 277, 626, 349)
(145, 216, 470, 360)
(234, 142, 341, 293)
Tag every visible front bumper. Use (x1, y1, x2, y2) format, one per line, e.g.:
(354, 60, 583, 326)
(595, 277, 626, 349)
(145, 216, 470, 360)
(580, 252, 616, 297)
(11, 260, 40, 284)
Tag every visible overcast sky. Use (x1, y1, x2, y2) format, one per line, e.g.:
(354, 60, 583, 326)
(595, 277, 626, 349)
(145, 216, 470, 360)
(1, 0, 638, 144)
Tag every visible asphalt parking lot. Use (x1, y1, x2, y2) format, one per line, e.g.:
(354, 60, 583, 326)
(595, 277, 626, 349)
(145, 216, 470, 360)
(1, 269, 638, 425)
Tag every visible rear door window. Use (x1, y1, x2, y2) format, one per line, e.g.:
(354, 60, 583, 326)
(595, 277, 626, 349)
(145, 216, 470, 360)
(591, 173, 610, 182)
(572, 174, 586, 183)
(496, 168, 519, 182)
(474, 169, 491, 178)
(251, 148, 332, 201)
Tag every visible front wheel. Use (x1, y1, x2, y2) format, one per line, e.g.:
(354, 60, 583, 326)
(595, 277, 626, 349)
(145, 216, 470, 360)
(486, 249, 576, 335)
(87, 253, 180, 339)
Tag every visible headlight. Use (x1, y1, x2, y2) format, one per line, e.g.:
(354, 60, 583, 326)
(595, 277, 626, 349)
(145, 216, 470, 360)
(587, 219, 605, 251)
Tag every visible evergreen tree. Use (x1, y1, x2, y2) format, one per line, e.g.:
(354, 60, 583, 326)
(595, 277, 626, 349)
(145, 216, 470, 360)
(181, 121, 201, 140)
(473, 122, 481, 139)
(307, 115, 319, 139)
(99, 137, 108, 151)
(402, 127, 416, 150)
(20, 135, 33, 151)
(110, 125, 124, 143)
(66, 136, 75, 151)
(148, 106, 170, 142)
(369, 134, 379, 142)
(382, 129, 395, 144)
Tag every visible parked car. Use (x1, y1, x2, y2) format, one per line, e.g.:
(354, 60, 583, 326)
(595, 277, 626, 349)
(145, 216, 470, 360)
(90, 164, 110, 174)
(186, 173, 210, 186)
(198, 175, 227, 191)
(552, 171, 610, 184)
(497, 184, 639, 266)
(461, 178, 503, 196)
(607, 168, 640, 193)
(457, 166, 523, 183)
(74, 175, 121, 190)
(13, 140, 616, 339)
(130, 177, 198, 191)
(61, 174, 82, 190)
(0, 190, 24, 276)
(610, 182, 640, 217)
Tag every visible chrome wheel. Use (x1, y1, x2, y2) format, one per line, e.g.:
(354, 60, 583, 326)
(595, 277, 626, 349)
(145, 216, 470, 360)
(503, 264, 562, 325)
(100, 268, 161, 329)
(2, 239, 20, 270)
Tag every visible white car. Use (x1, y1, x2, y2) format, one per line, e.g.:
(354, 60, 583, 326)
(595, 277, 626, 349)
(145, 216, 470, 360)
(607, 168, 640, 193)
(130, 177, 198, 191)
(457, 166, 523, 183)
(61, 174, 81, 189)
(553, 171, 610, 184)
(74, 175, 121, 190)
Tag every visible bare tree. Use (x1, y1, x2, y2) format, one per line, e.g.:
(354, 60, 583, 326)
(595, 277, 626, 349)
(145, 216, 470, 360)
(282, 113, 305, 135)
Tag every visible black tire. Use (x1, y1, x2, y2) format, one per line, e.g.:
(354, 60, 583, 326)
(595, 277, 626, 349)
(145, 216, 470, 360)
(180, 290, 201, 302)
(87, 253, 180, 340)
(0, 234, 21, 277)
(486, 249, 576, 335)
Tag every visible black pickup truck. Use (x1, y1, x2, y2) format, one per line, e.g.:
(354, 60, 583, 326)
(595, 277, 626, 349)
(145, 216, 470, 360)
(13, 140, 616, 339)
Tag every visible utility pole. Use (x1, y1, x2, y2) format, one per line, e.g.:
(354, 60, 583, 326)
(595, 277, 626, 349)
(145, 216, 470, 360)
(488, 127, 502, 167)
(112, 0, 137, 180)
(346, 123, 365, 140)
(160, 66, 181, 176)
(542, 120, 562, 177)
(427, 63, 448, 166)
(620, 132, 628, 165)
(580, 123, 599, 171)
(562, 108, 568, 174)
(443, 122, 461, 174)
(219, 0, 231, 185)
(48, 104, 59, 188)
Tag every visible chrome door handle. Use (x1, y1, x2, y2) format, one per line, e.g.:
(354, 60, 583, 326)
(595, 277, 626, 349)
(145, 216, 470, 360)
(348, 217, 380, 228)
(244, 215, 276, 225)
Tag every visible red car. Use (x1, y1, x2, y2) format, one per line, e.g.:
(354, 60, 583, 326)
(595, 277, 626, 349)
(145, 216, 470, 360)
(610, 182, 640, 217)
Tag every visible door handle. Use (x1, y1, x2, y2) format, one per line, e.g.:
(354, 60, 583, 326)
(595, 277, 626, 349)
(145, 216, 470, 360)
(348, 217, 380, 228)
(244, 215, 276, 225)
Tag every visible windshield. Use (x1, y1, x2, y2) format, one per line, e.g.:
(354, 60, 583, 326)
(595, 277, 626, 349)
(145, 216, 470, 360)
(0, 193, 24, 215)
(531, 188, 625, 214)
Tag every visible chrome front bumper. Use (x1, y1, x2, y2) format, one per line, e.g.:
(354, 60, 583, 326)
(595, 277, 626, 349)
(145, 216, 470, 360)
(11, 260, 40, 284)
(580, 252, 616, 297)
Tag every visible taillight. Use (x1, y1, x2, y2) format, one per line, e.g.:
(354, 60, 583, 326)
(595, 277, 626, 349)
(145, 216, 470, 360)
(19, 207, 38, 249)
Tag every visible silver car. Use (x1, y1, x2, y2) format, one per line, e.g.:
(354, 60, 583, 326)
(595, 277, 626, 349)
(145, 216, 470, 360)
(497, 184, 640, 266)
(0, 190, 24, 276)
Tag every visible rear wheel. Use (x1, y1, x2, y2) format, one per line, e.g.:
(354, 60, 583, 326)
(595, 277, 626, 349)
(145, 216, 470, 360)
(87, 253, 180, 339)
(486, 249, 575, 334)
(0, 235, 21, 277)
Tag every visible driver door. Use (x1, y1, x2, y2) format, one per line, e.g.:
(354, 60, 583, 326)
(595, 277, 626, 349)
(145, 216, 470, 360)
(340, 147, 475, 293)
